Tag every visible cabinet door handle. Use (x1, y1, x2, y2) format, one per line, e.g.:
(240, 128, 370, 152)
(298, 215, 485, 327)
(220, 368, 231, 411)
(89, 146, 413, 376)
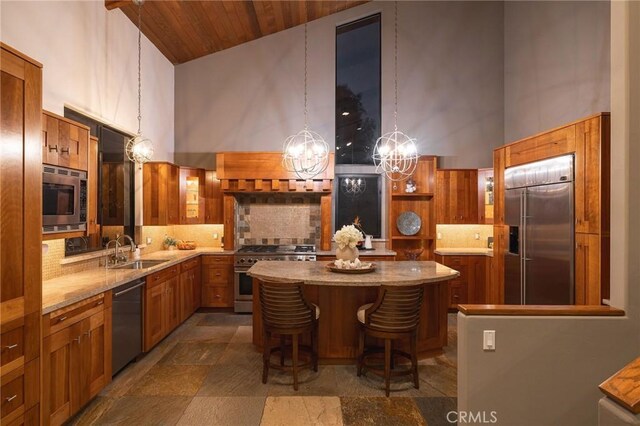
(96, 300, 104, 306)
(57, 316, 68, 323)
(5, 395, 17, 403)
(4, 344, 18, 350)
(48, 144, 58, 152)
(61, 147, 70, 154)
(73, 336, 81, 343)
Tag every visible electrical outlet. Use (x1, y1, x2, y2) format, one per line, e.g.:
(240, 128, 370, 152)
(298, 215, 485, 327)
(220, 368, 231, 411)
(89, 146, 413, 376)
(474, 233, 480, 240)
(437, 232, 442, 240)
(146, 237, 152, 245)
(213, 233, 219, 240)
(483, 330, 496, 351)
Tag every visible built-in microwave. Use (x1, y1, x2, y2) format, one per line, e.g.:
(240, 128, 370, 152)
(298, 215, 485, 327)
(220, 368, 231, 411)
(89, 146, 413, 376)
(42, 165, 87, 234)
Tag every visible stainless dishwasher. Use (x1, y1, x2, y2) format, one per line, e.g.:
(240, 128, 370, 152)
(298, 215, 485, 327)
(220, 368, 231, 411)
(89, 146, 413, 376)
(112, 279, 144, 375)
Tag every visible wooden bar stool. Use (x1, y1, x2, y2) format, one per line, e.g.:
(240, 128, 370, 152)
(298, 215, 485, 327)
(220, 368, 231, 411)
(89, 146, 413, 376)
(356, 284, 424, 396)
(259, 280, 319, 390)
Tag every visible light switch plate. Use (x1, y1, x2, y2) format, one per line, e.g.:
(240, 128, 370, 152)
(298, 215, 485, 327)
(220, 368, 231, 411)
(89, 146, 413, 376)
(483, 330, 496, 351)
(146, 237, 152, 245)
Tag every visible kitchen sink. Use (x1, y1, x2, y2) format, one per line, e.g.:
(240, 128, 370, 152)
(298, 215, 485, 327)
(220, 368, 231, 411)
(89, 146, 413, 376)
(112, 260, 169, 270)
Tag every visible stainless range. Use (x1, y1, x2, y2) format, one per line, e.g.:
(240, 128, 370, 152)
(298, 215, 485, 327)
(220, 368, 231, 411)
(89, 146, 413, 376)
(234, 245, 316, 313)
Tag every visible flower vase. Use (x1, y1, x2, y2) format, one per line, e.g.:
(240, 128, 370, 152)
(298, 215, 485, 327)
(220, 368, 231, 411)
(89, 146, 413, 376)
(336, 246, 359, 262)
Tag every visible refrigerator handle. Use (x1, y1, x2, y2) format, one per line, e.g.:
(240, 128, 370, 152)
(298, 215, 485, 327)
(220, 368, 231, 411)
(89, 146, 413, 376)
(520, 190, 526, 305)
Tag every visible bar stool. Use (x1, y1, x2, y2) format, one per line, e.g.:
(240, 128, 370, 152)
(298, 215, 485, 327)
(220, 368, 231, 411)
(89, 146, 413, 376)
(356, 284, 424, 396)
(259, 280, 319, 390)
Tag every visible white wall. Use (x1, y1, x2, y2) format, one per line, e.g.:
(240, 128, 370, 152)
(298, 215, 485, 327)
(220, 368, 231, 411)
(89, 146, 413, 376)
(175, 1, 504, 169)
(504, 1, 611, 143)
(0, 1, 174, 162)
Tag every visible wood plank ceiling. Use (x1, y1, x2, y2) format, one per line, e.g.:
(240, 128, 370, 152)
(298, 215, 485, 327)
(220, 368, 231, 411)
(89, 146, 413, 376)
(106, 1, 369, 65)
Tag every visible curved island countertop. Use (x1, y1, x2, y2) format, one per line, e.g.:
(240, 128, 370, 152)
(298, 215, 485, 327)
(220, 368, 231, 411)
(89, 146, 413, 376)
(247, 260, 460, 286)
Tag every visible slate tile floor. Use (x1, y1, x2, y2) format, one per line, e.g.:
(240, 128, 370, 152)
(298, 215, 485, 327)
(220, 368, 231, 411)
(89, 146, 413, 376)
(69, 312, 458, 425)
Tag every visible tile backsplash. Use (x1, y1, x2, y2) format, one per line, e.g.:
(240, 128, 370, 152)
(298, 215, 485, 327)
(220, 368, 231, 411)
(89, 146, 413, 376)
(235, 194, 321, 246)
(436, 224, 494, 249)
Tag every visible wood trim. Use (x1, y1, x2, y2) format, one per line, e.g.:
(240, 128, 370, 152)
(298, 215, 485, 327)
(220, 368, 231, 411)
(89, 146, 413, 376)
(599, 357, 640, 414)
(42, 110, 90, 131)
(216, 152, 334, 181)
(0, 42, 42, 68)
(457, 304, 625, 316)
(104, 0, 130, 10)
(42, 231, 86, 241)
(320, 194, 332, 251)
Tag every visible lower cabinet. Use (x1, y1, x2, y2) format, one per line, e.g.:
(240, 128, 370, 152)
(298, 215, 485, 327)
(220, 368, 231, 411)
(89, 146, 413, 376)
(179, 257, 201, 323)
(201, 255, 233, 307)
(42, 293, 112, 426)
(435, 254, 489, 309)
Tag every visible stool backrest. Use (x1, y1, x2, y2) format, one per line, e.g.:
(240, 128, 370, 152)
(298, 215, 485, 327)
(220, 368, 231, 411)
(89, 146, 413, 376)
(366, 285, 424, 332)
(259, 281, 315, 330)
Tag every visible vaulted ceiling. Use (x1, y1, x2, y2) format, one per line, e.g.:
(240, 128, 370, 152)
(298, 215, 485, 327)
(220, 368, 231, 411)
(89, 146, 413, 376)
(105, 1, 369, 65)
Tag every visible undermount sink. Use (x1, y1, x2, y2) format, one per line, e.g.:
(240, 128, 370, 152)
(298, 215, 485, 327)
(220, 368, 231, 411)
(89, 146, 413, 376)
(112, 259, 169, 270)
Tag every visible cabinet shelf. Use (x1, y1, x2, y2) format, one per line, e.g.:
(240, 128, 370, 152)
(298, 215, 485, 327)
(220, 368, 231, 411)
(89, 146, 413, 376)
(391, 192, 434, 198)
(391, 236, 435, 240)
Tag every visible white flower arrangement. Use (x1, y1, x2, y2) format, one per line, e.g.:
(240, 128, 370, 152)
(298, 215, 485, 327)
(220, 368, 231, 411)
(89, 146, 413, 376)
(333, 225, 364, 249)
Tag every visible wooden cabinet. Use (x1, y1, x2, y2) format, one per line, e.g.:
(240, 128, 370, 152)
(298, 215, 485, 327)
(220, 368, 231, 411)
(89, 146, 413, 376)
(42, 110, 89, 171)
(205, 170, 223, 224)
(388, 156, 437, 260)
(144, 264, 181, 351)
(143, 162, 180, 225)
(436, 169, 479, 224)
(1, 43, 42, 426)
(42, 293, 111, 426)
(87, 136, 99, 236)
(435, 254, 488, 309)
(504, 125, 576, 168)
(179, 257, 201, 322)
(201, 255, 234, 307)
(180, 167, 206, 224)
(477, 168, 494, 224)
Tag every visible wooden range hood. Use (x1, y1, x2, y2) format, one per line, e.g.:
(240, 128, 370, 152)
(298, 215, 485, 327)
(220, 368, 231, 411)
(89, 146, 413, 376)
(216, 152, 334, 193)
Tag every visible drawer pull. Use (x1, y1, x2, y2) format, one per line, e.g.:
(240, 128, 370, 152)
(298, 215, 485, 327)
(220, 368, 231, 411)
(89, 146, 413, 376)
(96, 300, 104, 306)
(4, 344, 18, 350)
(57, 316, 68, 323)
(5, 395, 17, 403)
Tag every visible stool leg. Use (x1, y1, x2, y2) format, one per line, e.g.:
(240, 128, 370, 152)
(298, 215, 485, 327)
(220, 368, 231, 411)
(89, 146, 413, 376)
(411, 332, 419, 389)
(292, 334, 299, 391)
(280, 335, 286, 366)
(384, 338, 391, 397)
(390, 340, 395, 370)
(312, 323, 318, 372)
(262, 329, 270, 384)
(357, 327, 365, 377)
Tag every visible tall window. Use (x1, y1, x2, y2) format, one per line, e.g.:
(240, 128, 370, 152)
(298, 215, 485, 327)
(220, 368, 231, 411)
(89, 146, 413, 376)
(335, 14, 381, 165)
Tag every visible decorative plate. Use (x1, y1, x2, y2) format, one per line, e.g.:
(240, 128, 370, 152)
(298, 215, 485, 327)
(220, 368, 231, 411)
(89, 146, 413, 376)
(325, 262, 376, 274)
(397, 211, 421, 235)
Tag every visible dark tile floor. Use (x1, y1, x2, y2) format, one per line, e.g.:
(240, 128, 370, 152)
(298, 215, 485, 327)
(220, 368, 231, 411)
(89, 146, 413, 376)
(69, 312, 458, 425)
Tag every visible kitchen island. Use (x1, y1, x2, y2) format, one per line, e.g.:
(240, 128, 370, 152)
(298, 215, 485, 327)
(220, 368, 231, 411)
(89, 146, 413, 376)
(248, 260, 460, 362)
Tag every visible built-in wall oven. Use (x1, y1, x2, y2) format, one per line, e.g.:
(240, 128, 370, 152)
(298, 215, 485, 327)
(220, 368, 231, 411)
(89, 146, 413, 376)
(42, 165, 87, 234)
(234, 245, 316, 313)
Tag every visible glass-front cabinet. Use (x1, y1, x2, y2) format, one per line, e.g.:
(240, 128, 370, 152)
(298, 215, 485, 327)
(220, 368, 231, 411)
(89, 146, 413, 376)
(180, 168, 205, 224)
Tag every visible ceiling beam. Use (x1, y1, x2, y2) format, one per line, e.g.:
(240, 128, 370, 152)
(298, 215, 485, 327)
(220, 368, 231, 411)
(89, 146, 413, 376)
(105, 0, 130, 11)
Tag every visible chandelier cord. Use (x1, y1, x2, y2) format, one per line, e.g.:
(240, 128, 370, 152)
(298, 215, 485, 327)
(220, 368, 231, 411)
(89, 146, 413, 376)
(304, 23, 308, 130)
(394, 0, 398, 132)
(136, 0, 142, 135)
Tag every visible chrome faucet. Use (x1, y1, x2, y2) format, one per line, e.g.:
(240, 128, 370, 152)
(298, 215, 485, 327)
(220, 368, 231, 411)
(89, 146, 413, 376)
(117, 234, 136, 254)
(105, 234, 135, 267)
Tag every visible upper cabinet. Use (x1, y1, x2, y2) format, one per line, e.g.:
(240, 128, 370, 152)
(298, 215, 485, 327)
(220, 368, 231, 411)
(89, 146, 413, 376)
(477, 168, 494, 225)
(42, 110, 89, 171)
(143, 162, 223, 226)
(436, 169, 479, 224)
(143, 162, 180, 225)
(179, 168, 205, 224)
(205, 171, 223, 224)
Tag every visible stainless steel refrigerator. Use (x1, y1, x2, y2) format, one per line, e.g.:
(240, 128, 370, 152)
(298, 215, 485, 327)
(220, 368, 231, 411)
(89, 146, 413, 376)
(504, 155, 574, 305)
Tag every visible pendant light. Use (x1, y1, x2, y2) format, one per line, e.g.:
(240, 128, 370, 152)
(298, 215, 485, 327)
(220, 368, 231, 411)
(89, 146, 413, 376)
(282, 23, 329, 179)
(340, 176, 366, 197)
(125, 0, 154, 165)
(373, 1, 418, 184)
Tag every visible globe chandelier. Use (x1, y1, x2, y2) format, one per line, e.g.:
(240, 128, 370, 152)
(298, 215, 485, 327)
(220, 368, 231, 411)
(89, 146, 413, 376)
(372, 1, 418, 184)
(340, 177, 366, 197)
(125, 0, 154, 165)
(282, 23, 329, 179)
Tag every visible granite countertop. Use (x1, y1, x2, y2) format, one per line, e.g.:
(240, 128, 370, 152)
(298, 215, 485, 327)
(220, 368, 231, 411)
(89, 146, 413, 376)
(247, 260, 459, 287)
(42, 248, 234, 314)
(315, 248, 397, 257)
(434, 248, 494, 257)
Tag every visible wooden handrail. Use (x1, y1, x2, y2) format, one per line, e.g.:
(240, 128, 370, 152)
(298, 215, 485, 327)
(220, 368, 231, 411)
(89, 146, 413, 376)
(457, 304, 625, 316)
(599, 357, 640, 414)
